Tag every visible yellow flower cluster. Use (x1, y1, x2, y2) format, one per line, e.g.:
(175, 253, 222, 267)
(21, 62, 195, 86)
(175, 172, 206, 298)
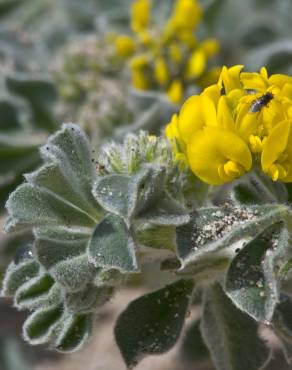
(166, 65, 292, 185)
(114, 0, 219, 104)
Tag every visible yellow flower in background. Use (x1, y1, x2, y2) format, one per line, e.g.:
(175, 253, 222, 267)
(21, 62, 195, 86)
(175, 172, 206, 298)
(113, 0, 219, 104)
(165, 65, 292, 184)
(131, 0, 151, 33)
(168, 0, 202, 33)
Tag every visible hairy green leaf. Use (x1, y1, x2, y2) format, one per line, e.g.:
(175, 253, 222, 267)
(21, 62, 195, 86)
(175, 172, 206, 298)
(114, 279, 194, 368)
(137, 191, 190, 226)
(176, 205, 289, 272)
(201, 283, 271, 370)
(180, 318, 209, 363)
(225, 223, 285, 322)
(1, 258, 39, 297)
(15, 275, 60, 310)
(23, 304, 63, 345)
(55, 313, 93, 353)
(65, 285, 113, 314)
(93, 174, 137, 222)
(272, 294, 292, 365)
(50, 255, 96, 292)
(88, 213, 139, 273)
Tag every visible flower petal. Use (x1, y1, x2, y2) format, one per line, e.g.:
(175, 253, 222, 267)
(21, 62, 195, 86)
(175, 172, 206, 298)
(217, 96, 235, 130)
(241, 70, 269, 92)
(261, 120, 290, 171)
(187, 127, 252, 185)
(218, 65, 243, 94)
(177, 95, 205, 143)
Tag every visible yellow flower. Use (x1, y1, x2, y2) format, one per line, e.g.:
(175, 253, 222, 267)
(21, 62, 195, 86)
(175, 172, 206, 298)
(165, 65, 292, 184)
(115, 35, 135, 57)
(113, 0, 219, 103)
(167, 80, 184, 104)
(131, 0, 151, 33)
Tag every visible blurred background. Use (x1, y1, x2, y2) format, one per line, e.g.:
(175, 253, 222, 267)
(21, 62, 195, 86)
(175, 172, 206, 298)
(1, 0, 292, 369)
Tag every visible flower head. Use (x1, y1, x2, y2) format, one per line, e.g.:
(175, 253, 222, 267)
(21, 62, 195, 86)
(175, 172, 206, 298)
(166, 65, 292, 184)
(113, 0, 219, 103)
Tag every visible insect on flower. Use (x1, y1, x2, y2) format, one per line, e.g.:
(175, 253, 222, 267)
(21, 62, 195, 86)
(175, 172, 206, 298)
(249, 92, 274, 113)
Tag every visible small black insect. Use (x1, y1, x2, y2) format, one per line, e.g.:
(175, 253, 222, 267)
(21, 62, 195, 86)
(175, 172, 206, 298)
(249, 92, 274, 113)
